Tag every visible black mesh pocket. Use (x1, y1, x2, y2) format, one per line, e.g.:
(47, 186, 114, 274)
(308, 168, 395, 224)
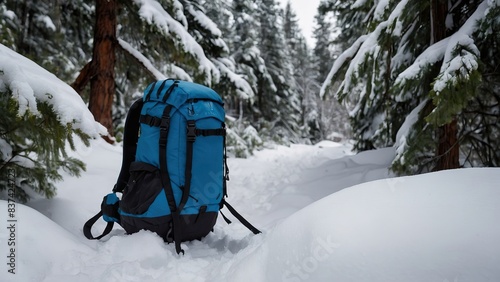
(120, 161, 163, 215)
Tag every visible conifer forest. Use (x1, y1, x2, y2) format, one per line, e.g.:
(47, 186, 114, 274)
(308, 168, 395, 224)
(1, 0, 499, 200)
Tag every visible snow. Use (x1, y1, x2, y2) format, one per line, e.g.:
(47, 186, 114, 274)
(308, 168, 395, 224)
(319, 35, 368, 98)
(394, 99, 428, 164)
(118, 39, 168, 81)
(185, 2, 223, 39)
(211, 59, 255, 100)
(373, 0, 390, 21)
(0, 44, 106, 138)
(37, 15, 56, 31)
(118, 39, 192, 82)
(352, 0, 370, 9)
(431, 1, 486, 94)
(394, 39, 449, 87)
(230, 167, 500, 282)
(321, 0, 410, 99)
(396, 1, 488, 97)
(133, 0, 220, 84)
(2, 9, 16, 20)
(2, 137, 499, 281)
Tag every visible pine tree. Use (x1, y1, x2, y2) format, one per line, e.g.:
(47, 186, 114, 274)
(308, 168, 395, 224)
(204, 0, 233, 50)
(283, 2, 319, 142)
(0, 96, 86, 202)
(0, 44, 104, 203)
(461, 3, 500, 166)
(89, 0, 117, 140)
(258, 0, 302, 143)
(321, 0, 500, 174)
(4, 0, 254, 141)
(1, 0, 94, 82)
(0, 1, 96, 202)
(117, 0, 255, 140)
(231, 0, 273, 115)
(181, 0, 254, 105)
(313, 9, 334, 83)
(213, 0, 267, 156)
(311, 4, 350, 142)
(319, 0, 372, 51)
(0, 3, 16, 48)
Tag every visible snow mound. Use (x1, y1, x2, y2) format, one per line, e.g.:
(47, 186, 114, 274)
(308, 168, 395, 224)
(226, 168, 500, 282)
(0, 201, 93, 281)
(2, 140, 499, 282)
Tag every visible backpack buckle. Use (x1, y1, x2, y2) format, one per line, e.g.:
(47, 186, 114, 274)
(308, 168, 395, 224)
(187, 121, 196, 142)
(160, 116, 170, 130)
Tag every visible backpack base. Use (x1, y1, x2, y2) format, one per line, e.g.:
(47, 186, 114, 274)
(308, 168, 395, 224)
(120, 212, 218, 242)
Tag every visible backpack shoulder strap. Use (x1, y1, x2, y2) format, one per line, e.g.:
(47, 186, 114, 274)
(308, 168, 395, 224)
(113, 98, 144, 193)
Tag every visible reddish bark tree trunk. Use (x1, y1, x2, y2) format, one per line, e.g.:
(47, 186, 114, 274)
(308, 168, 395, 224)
(88, 0, 117, 141)
(431, 0, 460, 171)
(435, 118, 460, 170)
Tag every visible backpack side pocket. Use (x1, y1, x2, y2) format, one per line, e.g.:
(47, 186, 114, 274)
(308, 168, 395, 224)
(120, 161, 163, 215)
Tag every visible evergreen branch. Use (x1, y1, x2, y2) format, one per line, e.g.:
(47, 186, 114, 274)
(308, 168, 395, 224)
(117, 38, 164, 81)
(0, 154, 17, 174)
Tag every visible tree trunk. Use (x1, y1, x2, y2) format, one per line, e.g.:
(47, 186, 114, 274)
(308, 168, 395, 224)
(431, 0, 460, 170)
(89, 0, 117, 141)
(435, 118, 460, 170)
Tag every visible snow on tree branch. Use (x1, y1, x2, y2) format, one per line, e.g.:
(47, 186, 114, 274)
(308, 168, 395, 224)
(432, 37, 480, 94)
(393, 99, 428, 165)
(133, 0, 220, 84)
(0, 44, 106, 138)
(211, 58, 255, 100)
(319, 34, 368, 98)
(395, 1, 488, 96)
(118, 38, 191, 82)
(186, 5, 220, 36)
(118, 39, 167, 81)
(393, 38, 450, 101)
(320, 0, 410, 99)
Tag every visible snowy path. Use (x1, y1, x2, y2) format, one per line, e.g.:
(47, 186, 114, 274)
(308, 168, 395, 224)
(2, 139, 499, 282)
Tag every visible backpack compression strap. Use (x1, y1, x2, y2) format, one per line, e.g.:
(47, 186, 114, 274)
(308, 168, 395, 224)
(218, 125, 260, 234)
(156, 105, 183, 254)
(139, 82, 184, 254)
(152, 114, 228, 254)
(221, 199, 261, 235)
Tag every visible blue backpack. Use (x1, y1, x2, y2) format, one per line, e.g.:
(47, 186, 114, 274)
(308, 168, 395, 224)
(84, 79, 260, 254)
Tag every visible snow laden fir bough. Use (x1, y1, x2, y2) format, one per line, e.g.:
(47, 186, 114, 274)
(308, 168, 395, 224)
(0, 43, 107, 202)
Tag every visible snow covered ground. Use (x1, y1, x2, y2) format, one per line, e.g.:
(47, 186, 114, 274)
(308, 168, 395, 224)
(1, 139, 499, 282)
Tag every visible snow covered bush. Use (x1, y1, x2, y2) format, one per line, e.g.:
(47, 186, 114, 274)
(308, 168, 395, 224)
(226, 118, 263, 158)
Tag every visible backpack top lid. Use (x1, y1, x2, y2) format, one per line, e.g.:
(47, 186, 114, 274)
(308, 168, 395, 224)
(143, 79, 223, 109)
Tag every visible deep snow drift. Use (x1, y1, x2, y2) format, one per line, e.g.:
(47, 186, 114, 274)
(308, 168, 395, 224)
(1, 139, 499, 282)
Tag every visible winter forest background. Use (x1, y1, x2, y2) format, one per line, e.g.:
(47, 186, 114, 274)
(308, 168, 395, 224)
(1, 0, 499, 202)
